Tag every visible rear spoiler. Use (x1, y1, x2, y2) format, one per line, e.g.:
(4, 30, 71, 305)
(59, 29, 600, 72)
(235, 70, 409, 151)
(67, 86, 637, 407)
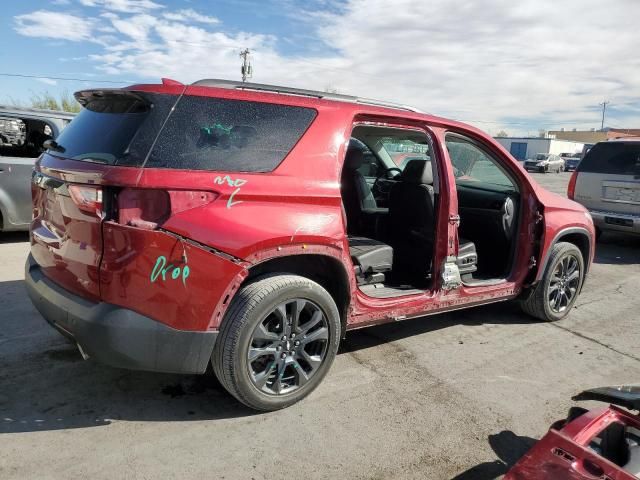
(74, 89, 150, 108)
(573, 385, 640, 411)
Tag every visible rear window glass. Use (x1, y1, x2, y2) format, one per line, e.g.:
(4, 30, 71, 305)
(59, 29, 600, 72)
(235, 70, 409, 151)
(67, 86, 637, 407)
(578, 142, 640, 175)
(145, 96, 317, 172)
(51, 92, 176, 165)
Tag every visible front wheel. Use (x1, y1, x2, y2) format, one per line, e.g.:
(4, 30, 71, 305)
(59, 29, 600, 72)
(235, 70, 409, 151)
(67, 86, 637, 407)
(519, 242, 585, 321)
(212, 274, 341, 411)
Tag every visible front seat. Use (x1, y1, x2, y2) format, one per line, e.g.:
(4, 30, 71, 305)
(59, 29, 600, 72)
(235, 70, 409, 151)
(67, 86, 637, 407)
(341, 140, 383, 236)
(388, 159, 436, 285)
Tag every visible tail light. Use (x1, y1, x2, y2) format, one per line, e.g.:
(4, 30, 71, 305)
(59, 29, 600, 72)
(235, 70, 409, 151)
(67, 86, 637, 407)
(68, 185, 103, 216)
(567, 170, 578, 200)
(117, 188, 216, 230)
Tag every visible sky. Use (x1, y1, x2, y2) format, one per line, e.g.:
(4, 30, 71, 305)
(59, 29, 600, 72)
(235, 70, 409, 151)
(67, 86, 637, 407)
(2, 0, 640, 136)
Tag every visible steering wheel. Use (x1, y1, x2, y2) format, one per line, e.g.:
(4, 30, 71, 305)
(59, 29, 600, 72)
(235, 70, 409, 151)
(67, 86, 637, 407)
(373, 167, 403, 195)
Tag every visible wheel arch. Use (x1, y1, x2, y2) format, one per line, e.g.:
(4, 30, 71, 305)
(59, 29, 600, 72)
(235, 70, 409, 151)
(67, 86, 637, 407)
(536, 227, 592, 283)
(243, 254, 352, 337)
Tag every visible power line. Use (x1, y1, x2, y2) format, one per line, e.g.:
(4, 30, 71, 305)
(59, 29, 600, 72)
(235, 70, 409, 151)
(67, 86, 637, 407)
(0, 72, 137, 84)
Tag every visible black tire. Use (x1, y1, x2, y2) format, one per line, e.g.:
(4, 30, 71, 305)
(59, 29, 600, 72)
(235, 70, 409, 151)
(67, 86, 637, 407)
(519, 242, 585, 322)
(212, 274, 341, 411)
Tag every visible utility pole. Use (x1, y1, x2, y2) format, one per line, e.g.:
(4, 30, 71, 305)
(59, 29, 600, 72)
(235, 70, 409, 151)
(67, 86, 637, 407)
(599, 100, 610, 131)
(240, 48, 252, 82)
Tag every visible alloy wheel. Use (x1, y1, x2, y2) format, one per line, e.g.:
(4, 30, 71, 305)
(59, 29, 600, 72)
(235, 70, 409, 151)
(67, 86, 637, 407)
(547, 254, 581, 313)
(247, 299, 329, 395)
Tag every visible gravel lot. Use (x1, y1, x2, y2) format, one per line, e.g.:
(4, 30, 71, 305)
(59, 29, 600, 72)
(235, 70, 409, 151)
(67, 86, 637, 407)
(1, 172, 639, 480)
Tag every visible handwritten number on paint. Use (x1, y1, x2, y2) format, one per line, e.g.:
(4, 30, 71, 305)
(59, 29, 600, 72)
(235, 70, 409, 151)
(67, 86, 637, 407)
(150, 255, 190, 286)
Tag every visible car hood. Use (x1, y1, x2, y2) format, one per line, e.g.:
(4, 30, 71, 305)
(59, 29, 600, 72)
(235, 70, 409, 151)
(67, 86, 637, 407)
(573, 385, 640, 411)
(535, 187, 588, 214)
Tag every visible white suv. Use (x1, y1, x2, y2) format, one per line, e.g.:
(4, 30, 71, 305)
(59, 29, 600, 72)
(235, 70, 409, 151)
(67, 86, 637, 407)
(568, 138, 640, 238)
(524, 153, 565, 173)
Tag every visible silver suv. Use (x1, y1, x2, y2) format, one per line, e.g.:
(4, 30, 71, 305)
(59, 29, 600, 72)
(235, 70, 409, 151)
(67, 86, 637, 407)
(0, 106, 74, 232)
(569, 138, 640, 237)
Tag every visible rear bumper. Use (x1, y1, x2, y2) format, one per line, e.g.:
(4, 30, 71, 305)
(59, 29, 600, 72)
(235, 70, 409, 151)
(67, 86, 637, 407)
(589, 209, 640, 234)
(25, 254, 217, 374)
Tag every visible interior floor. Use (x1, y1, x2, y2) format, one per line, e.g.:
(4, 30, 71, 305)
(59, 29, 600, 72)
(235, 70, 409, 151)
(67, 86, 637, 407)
(359, 283, 425, 299)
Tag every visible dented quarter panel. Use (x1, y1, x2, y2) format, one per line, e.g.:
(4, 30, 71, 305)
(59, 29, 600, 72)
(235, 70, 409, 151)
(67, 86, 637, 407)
(100, 223, 246, 331)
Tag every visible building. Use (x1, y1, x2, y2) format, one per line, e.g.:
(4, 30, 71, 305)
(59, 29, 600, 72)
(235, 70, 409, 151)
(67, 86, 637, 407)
(494, 136, 584, 160)
(548, 128, 640, 144)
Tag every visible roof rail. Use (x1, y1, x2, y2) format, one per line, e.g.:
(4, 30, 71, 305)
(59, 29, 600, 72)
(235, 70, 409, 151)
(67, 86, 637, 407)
(191, 79, 423, 113)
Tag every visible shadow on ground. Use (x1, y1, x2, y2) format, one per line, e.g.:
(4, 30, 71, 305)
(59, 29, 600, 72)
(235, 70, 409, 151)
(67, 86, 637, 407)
(1, 278, 540, 435)
(340, 301, 536, 354)
(0, 231, 29, 245)
(450, 430, 537, 480)
(594, 232, 640, 265)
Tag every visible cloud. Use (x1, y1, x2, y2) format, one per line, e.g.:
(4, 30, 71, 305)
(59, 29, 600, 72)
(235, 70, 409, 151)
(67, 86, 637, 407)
(79, 0, 163, 13)
(14, 10, 95, 42)
(163, 9, 219, 24)
(12, 0, 640, 133)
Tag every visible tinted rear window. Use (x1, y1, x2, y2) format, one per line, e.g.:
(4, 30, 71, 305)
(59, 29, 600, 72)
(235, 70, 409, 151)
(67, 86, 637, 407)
(145, 96, 317, 172)
(578, 142, 640, 175)
(51, 92, 176, 165)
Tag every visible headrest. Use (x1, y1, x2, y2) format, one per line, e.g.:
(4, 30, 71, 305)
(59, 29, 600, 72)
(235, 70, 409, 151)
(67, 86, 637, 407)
(344, 140, 365, 170)
(401, 159, 433, 185)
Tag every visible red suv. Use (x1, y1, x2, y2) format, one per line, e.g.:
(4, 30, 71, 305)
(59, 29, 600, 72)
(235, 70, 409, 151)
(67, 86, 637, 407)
(26, 79, 595, 411)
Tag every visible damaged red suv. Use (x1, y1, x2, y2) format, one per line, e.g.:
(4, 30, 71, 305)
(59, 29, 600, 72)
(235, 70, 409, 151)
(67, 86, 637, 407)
(26, 78, 595, 410)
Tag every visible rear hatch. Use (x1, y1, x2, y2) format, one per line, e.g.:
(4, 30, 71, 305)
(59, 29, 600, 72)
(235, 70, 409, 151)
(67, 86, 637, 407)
(31, 84, 318, 309)
(31, 89, 180, 300)
(574, 141, 640, 216)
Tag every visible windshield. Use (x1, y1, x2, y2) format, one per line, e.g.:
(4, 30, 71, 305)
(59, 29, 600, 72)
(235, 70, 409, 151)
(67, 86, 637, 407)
(380, 137, 431, 169)
(535, 154, 549, 160)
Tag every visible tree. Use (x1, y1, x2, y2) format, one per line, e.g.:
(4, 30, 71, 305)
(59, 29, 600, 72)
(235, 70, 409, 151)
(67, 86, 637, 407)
(496, 130, 509, 137)
(15, 91, 82, 113)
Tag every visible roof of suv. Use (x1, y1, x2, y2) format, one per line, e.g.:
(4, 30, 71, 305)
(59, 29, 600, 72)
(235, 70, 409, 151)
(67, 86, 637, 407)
(192, 78, 424, 114)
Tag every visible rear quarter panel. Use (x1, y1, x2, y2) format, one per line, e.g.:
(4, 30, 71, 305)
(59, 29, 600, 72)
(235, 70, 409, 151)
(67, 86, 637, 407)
(100, 224, 246, 331)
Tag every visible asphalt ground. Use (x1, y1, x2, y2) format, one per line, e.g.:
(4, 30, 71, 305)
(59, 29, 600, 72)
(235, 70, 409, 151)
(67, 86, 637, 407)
(1, 171, 639, 479)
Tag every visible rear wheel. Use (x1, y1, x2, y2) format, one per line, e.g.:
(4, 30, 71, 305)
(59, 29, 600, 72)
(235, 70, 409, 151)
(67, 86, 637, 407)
(212, 274, 341, 411)
(520, 242, 584, 321)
